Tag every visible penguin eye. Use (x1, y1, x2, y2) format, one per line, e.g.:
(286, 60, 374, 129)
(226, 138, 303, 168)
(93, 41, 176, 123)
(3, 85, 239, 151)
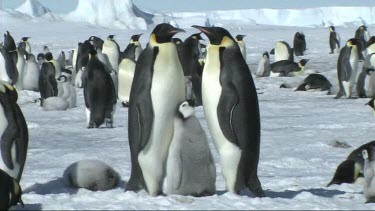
(182, 103, 187, 107)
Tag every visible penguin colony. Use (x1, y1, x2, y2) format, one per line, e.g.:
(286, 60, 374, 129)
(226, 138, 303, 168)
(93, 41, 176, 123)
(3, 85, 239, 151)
(1, 23, 375, 208)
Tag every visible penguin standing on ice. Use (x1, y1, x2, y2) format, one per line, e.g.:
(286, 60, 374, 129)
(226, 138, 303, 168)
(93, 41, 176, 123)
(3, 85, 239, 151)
(166, 100, 216, 196)
(126, 34, 143, 61)
(173, 38, 183, 62)
(0, 32, 18, 85)
(329, 26, 340, 54)
(235, 35, 247, 61)
(15, 45, 26, 90)
(0, 81, 28, 182)
(270, 59, 309, 77)
(274, 41, 294, 62)
(181, 33, 204, 105)
(82, 50, 117, 128)
(126, 23, 186, 196)
(38, 62, 58, 99)
(57, 51, 67, 69)
(293, 32, 306, 56)
(118, 44, 137, 107)
(89, 36, 104, 50)
(363, 147, 375, 203)
(0, 169, 24, 210)
(256, 51, 271, 77)
(66, 50, 74, 67)
(45, 52, 61, 79)
(355, 25, 370, 60)
(102, 35, 120, 93)
(75, 41, 94, 88)
(192, 25, 265, 197)
(335, 38, 360, 99)
(37, 53, 45, 68)
(367, 36, 375, 55)
(18, 37, 31, 55)
(23, 54, 40, 91)
(57, 75, 76, 108)
(357, 53, 375, 98)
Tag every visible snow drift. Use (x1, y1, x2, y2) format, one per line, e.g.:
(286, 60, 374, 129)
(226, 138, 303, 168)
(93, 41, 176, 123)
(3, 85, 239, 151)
(167, 7, 375, 28)
(65, 0, 149, 30)
(15, 0, 51, 17)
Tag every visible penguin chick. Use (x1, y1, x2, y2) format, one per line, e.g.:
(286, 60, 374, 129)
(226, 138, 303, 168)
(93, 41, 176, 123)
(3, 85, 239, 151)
(363, 147, 375, 203)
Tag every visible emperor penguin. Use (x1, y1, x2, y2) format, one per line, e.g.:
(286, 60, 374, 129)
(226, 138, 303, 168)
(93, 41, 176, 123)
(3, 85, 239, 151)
(335, 38, 360, 99)
(57, 75, 76, 108)
(355, 25, 370, 60)
(3, 31, 17, 52)
(43, 45, 50, 53)
(327, 140, 375, 187)
(0, 33, 19, 85)
(295, 73, 333, 92)
(118, 44, 137, 107)
(126, 33, 143, 61)
(126, 23, 186, 196)
(181, 32, 204, 105)
(15, 46, 26, 90)
(192, 25, 265, 197)
(166, 100, 216, 196)
(293, 32, 306, 56)
(256, 51, 271, 78)
(63, 159, 120, 191)
(270, 59, 309, 77)
(172, 38, 183, 62)
(235, 35, 247, 61)
(36, 97, 69, 111)
(89, 36, 104, 50)
(23, 54, 40, 91)
(57, 51, 67, 69)
(71, 42, 82, 85)
(329, 26, 340, 54)
(76, 41, 94, 88)
(367, 36, 375, 55)
(37, 53, 45, 68)
(357, 53, 375, 98)
(274, 41, 294, 62)
(0, 169, 24, 210)
(38, 62, 58, 99)
(18, 37, 31, 55)
(363, 147, 375, 203)
(66, 50, 74, 67)
(82, 50, 117, 128)
(45, 52, 61, 79)
(102, 35, 120, 72)
(0, 81, 28, 182)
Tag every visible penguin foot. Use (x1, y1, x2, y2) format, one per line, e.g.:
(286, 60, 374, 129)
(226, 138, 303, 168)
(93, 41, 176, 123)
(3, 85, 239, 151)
(87, 122, 95, 129)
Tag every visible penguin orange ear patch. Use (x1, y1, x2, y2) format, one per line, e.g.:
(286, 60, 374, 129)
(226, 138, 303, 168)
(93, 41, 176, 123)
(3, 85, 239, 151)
(0, 84, 5, 93)
(220, 36, 234, 47)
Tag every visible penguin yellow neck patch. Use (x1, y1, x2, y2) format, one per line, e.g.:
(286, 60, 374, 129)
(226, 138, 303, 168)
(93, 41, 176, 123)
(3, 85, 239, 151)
(150, 34, 157, 46)
(220, 36, 235, 47)
(192, 36, 197, 40)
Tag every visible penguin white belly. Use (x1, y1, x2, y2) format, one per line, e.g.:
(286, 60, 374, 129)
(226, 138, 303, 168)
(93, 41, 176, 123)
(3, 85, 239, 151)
(347, 47, 359, 97)
(118, 59, 136, 104)
(102, 42, 119, 71)
(365, 73, 375, 97)
(138, 43, 185, 195)
(135, 46, 143, 61)
(0, 104, 20, 179)
(275, 43, 289, 62)
(256, 58, 266, 77)
(50, 60, 61, 79)
(367, 45, 375, 55)
(41, 97, 69, 111)
(0, 54, 11, 83)
(15, 53, 25, 90)
(270, 71, 281, 77)
(75, 69, 83, 88)
(238, 41, 246, 62)
(364, 161, 375, 200)
(23, 62, 39, 91)
(25, 42, 31, 54)
(202, 45, 242, 192)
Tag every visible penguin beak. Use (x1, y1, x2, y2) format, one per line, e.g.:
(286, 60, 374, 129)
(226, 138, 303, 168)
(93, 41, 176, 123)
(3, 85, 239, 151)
(169, 28, 185, 35)
(192, 25, 211, 36)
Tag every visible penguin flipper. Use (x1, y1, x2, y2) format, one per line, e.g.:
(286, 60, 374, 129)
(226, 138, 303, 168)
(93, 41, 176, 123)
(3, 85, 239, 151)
(14, 104, 28, 180)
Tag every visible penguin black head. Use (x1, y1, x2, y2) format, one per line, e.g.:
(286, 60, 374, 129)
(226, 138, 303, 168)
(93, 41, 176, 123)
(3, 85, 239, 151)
(89, 49, 97, 57)
(298, 59, 310, 67)
(235, 34, 246, 41)
(150, 23, 185, 44)
(60, 51, 65, 56)
(262, 51, 269, 59)
(45, 52, 53, 61)
(21, 37, 30, 42)
(363, 146, 375, 161)
(346, 38, 359, 47)
(131, 34, 143, 42)
(367, 36, 375, 47)
(329, 26, 335, 32)
(191, 33, 204, 41)
(57, 75, 68, 83)
(366, 68, 375, 76)
(270, 48, 275, 55)
(172, 38, 183, 45)
(43, 46, 49, 51)
(178, 100, 195, 119)
(327, 160, 358, 187)
(192, 25, 234, 46)
(366, 98, 375, 109)
(108, 35, 115, 40)
(37, 53, 45, 60)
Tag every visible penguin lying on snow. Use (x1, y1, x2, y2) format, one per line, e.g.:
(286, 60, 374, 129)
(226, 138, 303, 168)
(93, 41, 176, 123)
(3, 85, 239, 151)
(363, 147, 375, 203)
(274, 41, 294, 62)
(327, 140, 375, 186)
(36, 97, 69, 111)
(270, 59, 309, 77)
(0, 169, 24, 210)
(295, 73, 333, 93)
(167, 100, 216, 196)
(63, 160, 120, 191)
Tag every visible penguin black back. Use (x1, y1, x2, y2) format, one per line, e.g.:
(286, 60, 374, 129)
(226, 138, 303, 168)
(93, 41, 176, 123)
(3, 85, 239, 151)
(77, 40, 94, 73)
(293, 32, 306, 56)
(38, 62, 58, 99)
(3, 31, 16, 51)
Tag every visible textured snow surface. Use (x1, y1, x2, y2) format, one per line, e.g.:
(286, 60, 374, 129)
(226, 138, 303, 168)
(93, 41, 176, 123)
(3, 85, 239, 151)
(2, 6, 375, 210)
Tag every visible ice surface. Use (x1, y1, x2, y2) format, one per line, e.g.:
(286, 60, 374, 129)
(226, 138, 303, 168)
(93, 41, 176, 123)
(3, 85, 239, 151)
(15, 0, 51, 18)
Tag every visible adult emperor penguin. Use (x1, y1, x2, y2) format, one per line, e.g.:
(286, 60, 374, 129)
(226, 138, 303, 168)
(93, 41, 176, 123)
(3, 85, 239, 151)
(329, 26, 340, 54)
(295, 73, 333, 93)
(270, 59, 309, 77)
(19, 37, 31, 54)
(118, 44, 137, 107)
(82, 50, 117, 128)
(37, 53, 45, 68)
(23, 54, 40, 91)
(274, 41, 294, 62)
(256, 51, 271, 77)
(355, 25, 370, 60)
(126, 34, 143, 61)
(181, 33, 204, 105)
(235, 35, 247, 61)
(192, 25, 265, 197)
(1, 32, 19, 85)
(357, 53, 375, 98)
(89, 36, 104, 50)
(102, 35, 120, 72)
(363, 147, 375, 203)
(45, 52, 61, 79)
(0, 169, 24, 210)
(76, 41, 94, 88)
(335, 38, 360, 99)
(293, 32, 306, 56)
(166, 100, 216, 196)
(172, 38, 183, 62)
(0, 81, 28, 182)
(15, 46, 27, 90)
(38, 62, 58, 99)
(327, 140, 375, 187)
(126, 23, 186, 196)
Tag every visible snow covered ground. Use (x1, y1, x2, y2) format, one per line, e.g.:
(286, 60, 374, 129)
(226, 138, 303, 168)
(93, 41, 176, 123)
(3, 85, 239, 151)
(2, 1, 375, 210)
